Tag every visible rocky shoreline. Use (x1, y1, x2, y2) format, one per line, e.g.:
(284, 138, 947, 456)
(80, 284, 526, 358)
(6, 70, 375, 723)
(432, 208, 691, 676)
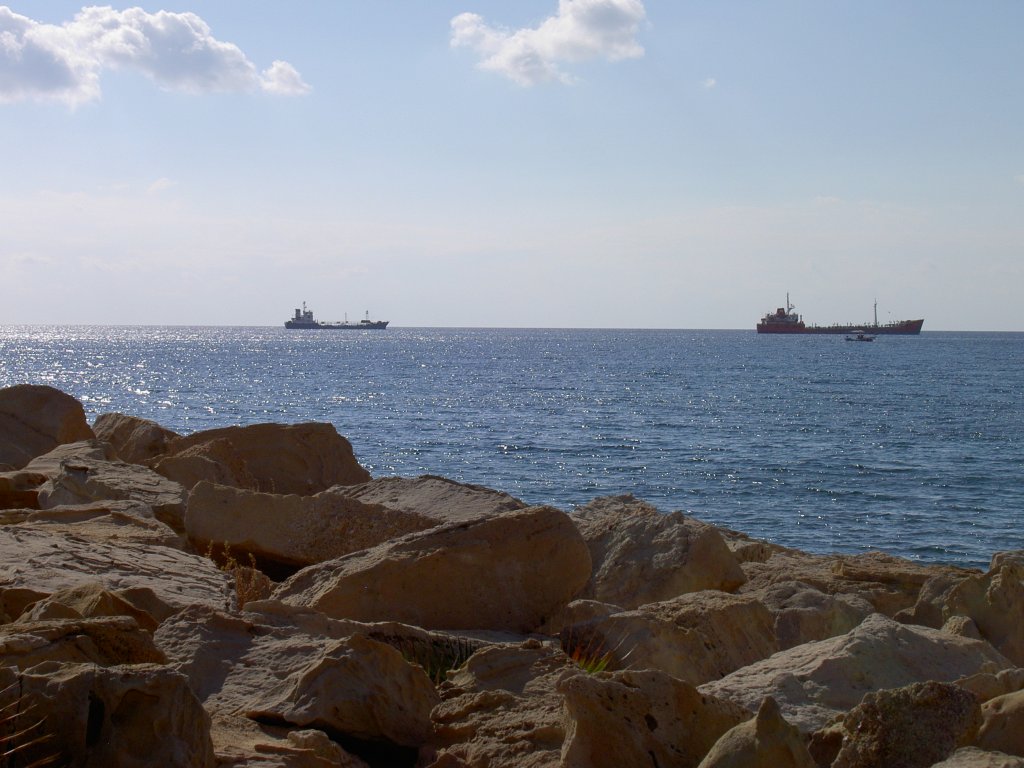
(1, 383, 1022, 767)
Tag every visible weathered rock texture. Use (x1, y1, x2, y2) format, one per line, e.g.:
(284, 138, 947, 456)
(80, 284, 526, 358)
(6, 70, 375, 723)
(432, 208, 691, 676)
(830, 681, 982, 768)
(93, 411, 180, 465)
(570, 495, 746, 608)
(933, 748, 1024, 767)
(977, 689, 1024, 758)
(558, 668, 751, 768)
(563, 590, 778, 685)
(696, 696, 815, 768)
(0, 384, 95, 469)
(156, 422, 370, 494)
(334, 474, 528, 523)
(2, 661, 216, 767)
(944, 558, 1024, 666)
(273, 505, 592, 632)
(699, 613, 1013, 734)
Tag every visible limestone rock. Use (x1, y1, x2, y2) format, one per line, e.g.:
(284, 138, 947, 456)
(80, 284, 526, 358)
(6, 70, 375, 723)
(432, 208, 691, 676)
(334, 474, 527, 524)
(153, 437, 257, 491)
(185, 481, 437, 572)
(209, 712, 370, 768)
(944, 560, 1024, 665)
(427, 641, 576, 768)
(0, 615, 166, 669)
(0, 384, 94, 469)
(273, 505, 592, 632)
(159, 422, 370, 495)
(0, 523, 232, 615)
(0, 469, 47, 509)
(957, 668, 1024, 704)
(558, 668, 751, 768)
(563, 590, 777, 685)
(155, 604, 438, 751)
(570, 495, 745, 608)
(741, 549, 974, 617)
(757, 580, 873, 649)
(830, 681, 982, 768)
(36, 450, 188, 531)
(2, 661, 215, 767)
(699, 613, 1013, 734)
(16, 581, 161, 632)
(897, 571, 974, 629)
(977, 689, 1024, 758)
(696, 696, 815, 768)
(933, 748, 1024, 767)
(92, 411, 180, 465)
(7, 499, 184, 550)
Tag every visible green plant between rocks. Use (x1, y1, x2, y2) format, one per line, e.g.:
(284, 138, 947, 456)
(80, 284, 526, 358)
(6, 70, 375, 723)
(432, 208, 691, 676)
(377, 634, 482, 685)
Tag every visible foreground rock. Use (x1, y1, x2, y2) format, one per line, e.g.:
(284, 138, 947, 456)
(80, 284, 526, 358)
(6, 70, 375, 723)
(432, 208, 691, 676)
(977, 689, 1024, 758)
(273, 505, 592, 632)
(699, 613, 1013, 734)
(828, 681, 982, 768)
(944, 556, 1024, 666)
(156, 603, 439, 761)
(934, 748, 1024, 767)
(0, 384, 95, 470)
(93, 411, 180, 465)
(696, 696, 815, 768)
(184, 475, 526, 573)
(570, 495, 746, 609)
(155, 422, 370, 494)
(559, 668, 751, 768)
(2, 661, 215, 767)
(561, 590, 777, 685)
(35, 441, 188, 530)
(0, 523, 231, 618)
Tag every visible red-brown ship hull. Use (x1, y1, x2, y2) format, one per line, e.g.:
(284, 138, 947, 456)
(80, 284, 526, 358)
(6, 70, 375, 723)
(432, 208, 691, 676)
(757, 318, 924, 335)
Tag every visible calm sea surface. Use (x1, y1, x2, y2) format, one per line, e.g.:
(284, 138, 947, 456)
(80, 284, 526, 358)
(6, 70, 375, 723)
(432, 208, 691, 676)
(2, 326, 1022, 568)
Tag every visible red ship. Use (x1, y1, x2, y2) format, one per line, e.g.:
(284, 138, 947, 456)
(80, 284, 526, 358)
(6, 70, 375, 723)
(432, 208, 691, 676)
(757, 295, 924, 335)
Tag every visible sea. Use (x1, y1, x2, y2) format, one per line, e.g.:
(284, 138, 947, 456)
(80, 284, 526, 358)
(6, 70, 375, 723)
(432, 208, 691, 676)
(2, 325, 1022, 570)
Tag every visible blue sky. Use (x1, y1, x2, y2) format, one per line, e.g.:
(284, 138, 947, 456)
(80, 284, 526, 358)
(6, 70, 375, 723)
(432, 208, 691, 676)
(1, 1, 1021, 329)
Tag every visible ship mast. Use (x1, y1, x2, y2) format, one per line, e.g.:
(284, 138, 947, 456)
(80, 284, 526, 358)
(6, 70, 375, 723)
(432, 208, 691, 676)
(874, 299, 878, 327)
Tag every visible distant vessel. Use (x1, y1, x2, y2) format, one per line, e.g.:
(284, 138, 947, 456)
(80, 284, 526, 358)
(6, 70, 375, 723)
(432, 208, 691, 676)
(757, 295, 923, 335)
(845, 331, 876, 342)
(285, 303, 388, 330)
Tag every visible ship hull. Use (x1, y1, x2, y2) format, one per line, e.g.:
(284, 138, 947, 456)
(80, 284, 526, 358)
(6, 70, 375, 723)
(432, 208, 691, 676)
(285, 321, 389, 329)
(757, 319, 923, 335)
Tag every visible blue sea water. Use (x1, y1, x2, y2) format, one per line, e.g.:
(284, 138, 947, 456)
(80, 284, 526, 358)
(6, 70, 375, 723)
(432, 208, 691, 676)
(2, 325, 1022, 569)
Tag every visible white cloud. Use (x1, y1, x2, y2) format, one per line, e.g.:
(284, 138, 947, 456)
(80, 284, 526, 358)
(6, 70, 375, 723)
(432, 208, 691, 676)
(0, 5, 309, 106)
(450, 0, 646, 86)
(147, 177, 175, 194)
(702, 77, 716, 89)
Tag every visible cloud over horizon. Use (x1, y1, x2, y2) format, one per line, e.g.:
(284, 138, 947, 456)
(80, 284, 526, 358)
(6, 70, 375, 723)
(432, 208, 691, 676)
(450, 0, 646, 86)
(0, 5, 310, 106)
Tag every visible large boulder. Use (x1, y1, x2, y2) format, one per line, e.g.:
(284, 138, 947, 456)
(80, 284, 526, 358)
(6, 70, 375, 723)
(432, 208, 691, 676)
(16, 582, 162, 632)
(944, 558, 1024, 666)
(699, 613, 1013, 734)
(829, 681, 982, 768)
(0, 616, 166, 669)
(5, 499, 184, 551)
(977, 689, 1024, 758)
(558, 668, 751, 768)
(92, 412, 180, 466)
(185, 482, 438, 572)
(933, 748, 1024, 767)
(334, 474, 528, 523)
(756, 580, 874, 649)
(2, 661, 215, 767)
(740, 550, 974, 618)
(562, 590, 777, 685)
(696, 696, 815, 768)
(0, 384, 94, 469)
(35, 446, 188, 531)
(0, 523, 232, 616)
(273, 505, 592, 632)
(427, 640, 577, 768)
(156, 422, 370, 495)
(570, 495, 745, 608)
(155, 603, 438, 753)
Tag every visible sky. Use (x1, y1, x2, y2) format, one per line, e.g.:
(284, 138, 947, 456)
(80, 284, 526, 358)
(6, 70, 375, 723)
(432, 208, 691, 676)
(1, 1, 1021, 330)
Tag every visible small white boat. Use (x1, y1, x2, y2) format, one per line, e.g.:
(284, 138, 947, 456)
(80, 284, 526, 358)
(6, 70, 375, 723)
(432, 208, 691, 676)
(845, 330, 875, 342)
